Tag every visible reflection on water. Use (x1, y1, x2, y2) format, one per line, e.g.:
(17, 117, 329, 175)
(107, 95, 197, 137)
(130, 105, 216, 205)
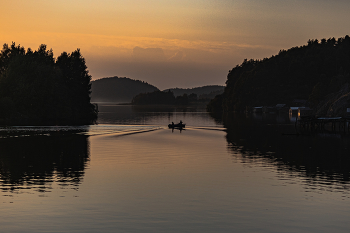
(1, 109, 350, 197)
(224, 112, 350, 194)
(0, 134, 89, 194)
(1, 107, 350, 232)
(0, 125, 88, 138)
(0, 124, 164, 198)
(97, 104, 222, 127)
(2, 109, 349, 197)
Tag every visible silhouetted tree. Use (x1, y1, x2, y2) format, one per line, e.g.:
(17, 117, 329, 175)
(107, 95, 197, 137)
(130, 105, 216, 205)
(209, 35, 350, 114)
(0, 43, 97, 125)
(175, 93, 189, 105)
(56, 49, 97, 124)
(132, 90, 175, 105)
(188, 93, 198, 102)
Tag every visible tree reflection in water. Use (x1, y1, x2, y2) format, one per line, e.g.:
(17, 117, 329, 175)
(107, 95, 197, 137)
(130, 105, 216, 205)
(221, 112, 350, 193)
(0, 134, 89, 194)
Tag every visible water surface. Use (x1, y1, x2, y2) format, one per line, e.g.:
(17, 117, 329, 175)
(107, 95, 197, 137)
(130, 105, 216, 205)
(1, 105, 350, 232)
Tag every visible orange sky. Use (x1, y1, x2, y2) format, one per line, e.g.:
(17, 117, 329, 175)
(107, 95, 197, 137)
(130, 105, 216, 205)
(1, 0, 350, 89)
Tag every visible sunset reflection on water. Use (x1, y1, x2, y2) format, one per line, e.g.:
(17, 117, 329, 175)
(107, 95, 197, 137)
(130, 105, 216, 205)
(1, 107, 350, 232)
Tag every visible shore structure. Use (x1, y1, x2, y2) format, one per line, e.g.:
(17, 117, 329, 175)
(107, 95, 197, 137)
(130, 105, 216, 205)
(297, 116, 350, 132)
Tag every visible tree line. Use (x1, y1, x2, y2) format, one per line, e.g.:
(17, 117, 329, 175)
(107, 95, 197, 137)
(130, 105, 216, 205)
(131, 90, 198, 105)
(0, 42, 97, 125)
(208, 35, 350, 116)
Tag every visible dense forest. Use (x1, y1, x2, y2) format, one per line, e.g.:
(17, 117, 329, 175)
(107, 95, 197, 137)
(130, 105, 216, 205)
(132, 90, 198, 105)
(131, 85, 224, 105)
(0, 43, 97, 125)
(164, 85, 224, 98)
(208, 35, 350, 117)
(91, 77, 159, 103)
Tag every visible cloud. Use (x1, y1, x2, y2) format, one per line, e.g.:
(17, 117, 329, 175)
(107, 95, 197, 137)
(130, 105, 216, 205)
(132, 46, 166, 62)
(87, 58, 228, 90)
(85, 42, 279, 89)
(168, 51, 185, 62)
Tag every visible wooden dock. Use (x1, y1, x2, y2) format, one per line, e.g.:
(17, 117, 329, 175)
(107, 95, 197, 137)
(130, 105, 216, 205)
(297, 116, 350, 132)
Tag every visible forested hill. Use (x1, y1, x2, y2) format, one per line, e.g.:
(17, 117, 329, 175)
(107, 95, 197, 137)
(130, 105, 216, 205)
(209, 35, 350, 116)
(164, 85, 224, 98)
(91, 77, 159, 103)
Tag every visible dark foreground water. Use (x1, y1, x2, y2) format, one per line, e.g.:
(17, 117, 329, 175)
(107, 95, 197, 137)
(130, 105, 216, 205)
(1, 104, 350, 232)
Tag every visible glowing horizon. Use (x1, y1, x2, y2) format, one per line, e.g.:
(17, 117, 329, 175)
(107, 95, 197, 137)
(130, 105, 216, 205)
(1, 0, 350, 89)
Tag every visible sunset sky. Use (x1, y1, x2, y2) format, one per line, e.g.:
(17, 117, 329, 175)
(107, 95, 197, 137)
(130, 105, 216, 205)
(1, 0, 350, 89)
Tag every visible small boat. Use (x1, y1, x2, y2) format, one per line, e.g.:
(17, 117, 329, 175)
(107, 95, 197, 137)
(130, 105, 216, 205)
(168, 121, 185, 128)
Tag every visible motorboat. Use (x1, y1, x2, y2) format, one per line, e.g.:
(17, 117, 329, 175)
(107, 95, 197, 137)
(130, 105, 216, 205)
(168, 121, 185, 128)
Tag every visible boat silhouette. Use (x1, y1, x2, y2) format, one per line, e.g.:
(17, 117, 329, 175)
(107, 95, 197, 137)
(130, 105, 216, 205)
(168, 121, 185, 129)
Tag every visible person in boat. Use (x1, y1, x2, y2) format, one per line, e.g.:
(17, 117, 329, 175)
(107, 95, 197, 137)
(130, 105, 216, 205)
(180, 120, 183, 125)
(172, 122, 174, 126)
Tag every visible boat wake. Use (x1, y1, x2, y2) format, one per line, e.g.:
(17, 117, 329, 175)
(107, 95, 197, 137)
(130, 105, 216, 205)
(186, 126, 226, 131)
(0, 125, 225, 138)
(0, 125, 162, 138)
(84, 125, 162, 136)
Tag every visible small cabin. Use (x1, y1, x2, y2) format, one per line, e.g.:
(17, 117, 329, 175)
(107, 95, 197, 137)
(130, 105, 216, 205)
(276, 104, 288, 113)
(347, 108, 350, 116)
(276, 104, 286, 109)
(262, 106, 276, 113)
(298, 107, 312, 117)
(289, 107, 299, 115)
(253, 106, 263, 113)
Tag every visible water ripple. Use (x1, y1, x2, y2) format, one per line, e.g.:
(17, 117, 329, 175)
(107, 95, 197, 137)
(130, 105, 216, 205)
(0, 125, 162, 138)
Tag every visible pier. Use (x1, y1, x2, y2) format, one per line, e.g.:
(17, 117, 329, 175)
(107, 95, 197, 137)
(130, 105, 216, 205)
(297, 116, 350, 132)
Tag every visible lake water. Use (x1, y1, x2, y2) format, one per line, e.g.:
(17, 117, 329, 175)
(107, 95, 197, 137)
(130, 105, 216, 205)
(1, 104, 350, 233)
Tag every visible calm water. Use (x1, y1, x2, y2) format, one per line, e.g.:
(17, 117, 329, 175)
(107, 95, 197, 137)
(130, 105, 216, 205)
(1, 104, 350, 233)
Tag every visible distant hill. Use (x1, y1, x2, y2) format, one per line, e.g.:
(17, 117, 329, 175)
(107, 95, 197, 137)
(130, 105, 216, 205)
(164, 85, 224, 98)
(91, 77, 159, 103)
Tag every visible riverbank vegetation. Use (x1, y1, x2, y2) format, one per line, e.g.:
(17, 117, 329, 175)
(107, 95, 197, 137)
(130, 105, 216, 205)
(208, 35, 350, 117)
(131, 90, 201, 105)
(130, 85, 225, 106)
(164, 85, 224, 98)
(0, 43, 97, 125)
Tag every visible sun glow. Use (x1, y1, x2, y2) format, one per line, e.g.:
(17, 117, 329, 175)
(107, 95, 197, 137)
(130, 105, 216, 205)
(2, 0, 350, 88)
